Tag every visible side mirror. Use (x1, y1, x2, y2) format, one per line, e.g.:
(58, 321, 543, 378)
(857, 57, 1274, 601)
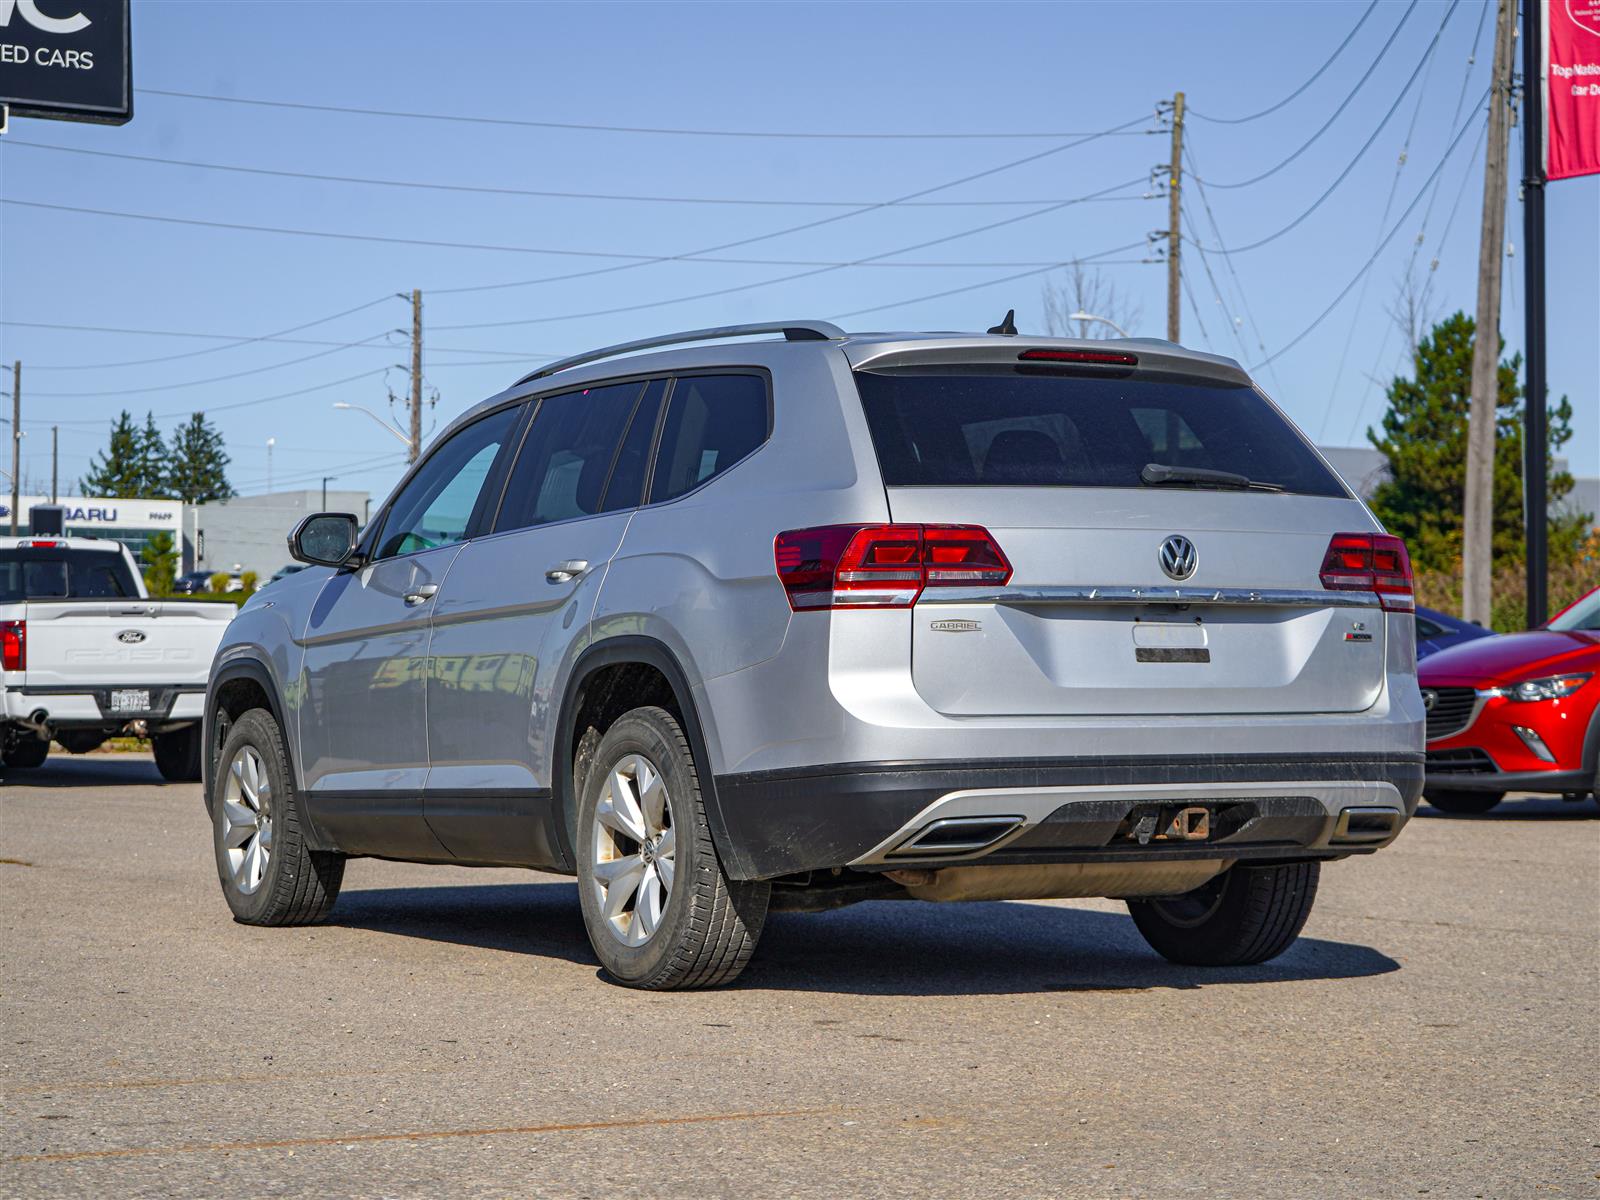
(289, 513, 361, 567)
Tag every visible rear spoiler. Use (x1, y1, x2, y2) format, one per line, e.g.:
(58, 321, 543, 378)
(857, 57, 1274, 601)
(843, 338, 1253, 388)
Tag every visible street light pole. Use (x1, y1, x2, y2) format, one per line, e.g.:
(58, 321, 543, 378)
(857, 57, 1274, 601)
(1067, 310, 1131, 338)
(266, 437, 276, 494)
(333, 401, 415, 456)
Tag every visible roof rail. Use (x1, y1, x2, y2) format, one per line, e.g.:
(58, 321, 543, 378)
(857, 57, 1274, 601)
(515, 320, 847, 385)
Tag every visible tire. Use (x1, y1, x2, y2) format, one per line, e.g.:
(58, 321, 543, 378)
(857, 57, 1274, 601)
(2, 736, 49, 769)
(1424, 789, 1503, 815)
(575, 706, 769, 990)
(211, 708, 344, 926)
(152, 725, 203, 782)
(1127, 861, 1320, 967)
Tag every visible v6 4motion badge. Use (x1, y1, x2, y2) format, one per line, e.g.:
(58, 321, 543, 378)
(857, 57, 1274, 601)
(1344, 621, 1374, 643)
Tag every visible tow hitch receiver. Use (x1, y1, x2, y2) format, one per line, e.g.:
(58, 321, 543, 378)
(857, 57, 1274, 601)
(1126, 805, 1212, 846)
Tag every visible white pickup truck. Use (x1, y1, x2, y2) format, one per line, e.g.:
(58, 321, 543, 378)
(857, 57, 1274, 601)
(1, 536, 234, 780)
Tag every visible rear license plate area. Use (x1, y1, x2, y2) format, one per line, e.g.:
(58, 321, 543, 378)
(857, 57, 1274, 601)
(109, 688, 151, 714)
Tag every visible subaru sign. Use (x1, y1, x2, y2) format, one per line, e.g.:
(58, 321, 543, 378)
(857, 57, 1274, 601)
(0, 0, 131, 125)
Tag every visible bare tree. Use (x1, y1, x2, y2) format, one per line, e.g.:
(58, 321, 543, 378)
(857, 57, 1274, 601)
(1386, 265, 1437, 362)
(1040, 262, 1143, 339)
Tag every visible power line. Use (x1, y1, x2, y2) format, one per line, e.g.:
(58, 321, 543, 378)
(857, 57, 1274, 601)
(1181, 144, 1288, 396)
(1316, 2, 1457, 440)
(0, 195, 1155, 270)
(1189, 1, 1381, 124)
(1192, 0, 1421, 190)
(137, 87, 1161, 141)
(830, 241, 1150, 321)
(1250, 106, 1488, 371)
(51, 367, 392, 426)
(7, 296, 396, 371)
(424, 118, 1155, 298)
(1184, 2, 1461, 257)
(0, 138, 1152, 210)
(433, 177, 1150, 332)
(23, 331, 397, 398)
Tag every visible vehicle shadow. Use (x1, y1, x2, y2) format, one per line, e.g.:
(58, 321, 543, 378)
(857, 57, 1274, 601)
(1415, 794, 1599, 821)
(1, 754, 167, 789)
(332, 881, 1400, 996)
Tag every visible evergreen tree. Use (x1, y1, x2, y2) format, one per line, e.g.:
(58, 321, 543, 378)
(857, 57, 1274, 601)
(139, 530, 178, 596)
(136, 412, 172, 498)
(79, 411, 146, 497)
(1367, 312, 1586, 573)
(166, 413, 236, 504)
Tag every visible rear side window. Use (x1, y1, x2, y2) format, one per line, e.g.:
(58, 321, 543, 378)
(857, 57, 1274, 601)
(0, 550, 138, 601)
(853, 369, 1345, 498)
(496, 381, 642, 531)
(649, 374, 769, 504)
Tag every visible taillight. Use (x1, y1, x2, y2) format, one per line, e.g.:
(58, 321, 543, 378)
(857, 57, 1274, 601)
(774, 524, 1012, 611)
(1319, 533, 1414, 612)
(1, 620, 24, 672)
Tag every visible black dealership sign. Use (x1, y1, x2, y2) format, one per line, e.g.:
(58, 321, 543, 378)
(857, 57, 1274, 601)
(0, 0, 131, 125)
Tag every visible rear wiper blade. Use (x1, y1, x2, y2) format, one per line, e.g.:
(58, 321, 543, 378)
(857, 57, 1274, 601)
(1140, 463, 1284, 492)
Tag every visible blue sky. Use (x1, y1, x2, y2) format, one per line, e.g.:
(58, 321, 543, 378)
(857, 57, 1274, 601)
(1, 0, 1594, 504)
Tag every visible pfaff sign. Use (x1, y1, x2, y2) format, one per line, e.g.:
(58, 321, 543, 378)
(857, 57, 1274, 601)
(0, 0, 130, 125)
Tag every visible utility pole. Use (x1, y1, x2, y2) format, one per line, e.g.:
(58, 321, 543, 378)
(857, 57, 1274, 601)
(10, 361, 19, 536)
(1166, 91, 1185, 343)
(1462, 0, 1517, 626)
(409, 289, 423, 464)
(50, 425, 57, 503)
(1521, 0, 1549, 626)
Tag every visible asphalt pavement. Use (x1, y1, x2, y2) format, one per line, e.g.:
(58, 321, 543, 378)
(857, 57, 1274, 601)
(2, 753, 1596, 1198)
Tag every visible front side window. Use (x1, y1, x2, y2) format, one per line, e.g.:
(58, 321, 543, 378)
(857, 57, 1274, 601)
(375, 405, 520, 559)
(648, 374, 769, 504)
(495, 381, 643, 532)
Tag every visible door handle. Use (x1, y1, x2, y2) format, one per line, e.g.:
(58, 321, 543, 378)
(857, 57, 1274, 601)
(404, 584, 439, 607)
(545, 559, 589, 584)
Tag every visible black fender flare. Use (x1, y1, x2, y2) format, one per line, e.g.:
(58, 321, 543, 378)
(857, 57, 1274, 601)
(553, 636, 745, 877)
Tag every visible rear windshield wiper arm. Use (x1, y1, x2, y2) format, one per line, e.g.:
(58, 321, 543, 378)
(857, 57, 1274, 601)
(1140, 463, 1284, 492)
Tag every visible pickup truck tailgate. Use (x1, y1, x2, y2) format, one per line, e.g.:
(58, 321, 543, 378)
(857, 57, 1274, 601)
(18, 600, 235, 687)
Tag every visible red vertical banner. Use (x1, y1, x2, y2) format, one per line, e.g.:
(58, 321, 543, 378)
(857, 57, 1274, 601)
(1546, 0, 1600, 179)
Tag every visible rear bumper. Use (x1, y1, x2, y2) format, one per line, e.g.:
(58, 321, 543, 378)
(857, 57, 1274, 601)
(1, 685, 205, 727)
(711, 751, 1423, 880)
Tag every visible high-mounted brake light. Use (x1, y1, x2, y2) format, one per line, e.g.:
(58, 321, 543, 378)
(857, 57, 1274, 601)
(18, 540, 59, 549)
(1, 620, 25, 672)
(774, 524, 1012, 611)
(1018, 348, 1138, 366)
(1319, 532, 1414, 612)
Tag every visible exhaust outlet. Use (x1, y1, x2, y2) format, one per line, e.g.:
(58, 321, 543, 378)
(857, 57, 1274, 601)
(19, 708, 52, 736)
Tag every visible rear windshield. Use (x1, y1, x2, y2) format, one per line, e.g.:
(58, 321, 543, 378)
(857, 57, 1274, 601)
(853, 368, 1346, 497)
(0, 549, 139, 602)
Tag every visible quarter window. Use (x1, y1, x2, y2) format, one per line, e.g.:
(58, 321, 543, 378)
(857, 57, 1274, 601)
(375, 405, 520, 559)
(648, 374, 769, 504)
(495, 381, 642, 532)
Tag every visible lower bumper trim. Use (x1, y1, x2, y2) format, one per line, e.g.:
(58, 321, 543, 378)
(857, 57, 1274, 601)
(711, 752, 1424, 880)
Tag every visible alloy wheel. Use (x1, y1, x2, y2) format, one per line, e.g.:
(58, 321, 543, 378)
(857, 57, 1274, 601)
(589, 753, 676, 947)
(220, 745, 274, 895)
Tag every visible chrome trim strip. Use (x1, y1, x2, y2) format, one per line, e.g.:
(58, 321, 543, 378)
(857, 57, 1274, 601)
(916, 586, 1382, 609)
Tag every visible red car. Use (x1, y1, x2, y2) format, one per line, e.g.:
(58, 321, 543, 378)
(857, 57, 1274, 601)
(1419, 585, 1600, 813)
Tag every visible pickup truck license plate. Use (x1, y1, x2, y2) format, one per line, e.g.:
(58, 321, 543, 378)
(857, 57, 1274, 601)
(110, 689, 151, 714)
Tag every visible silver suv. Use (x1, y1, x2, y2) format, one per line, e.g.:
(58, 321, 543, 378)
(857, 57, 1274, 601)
(203, 321, 1425, 989)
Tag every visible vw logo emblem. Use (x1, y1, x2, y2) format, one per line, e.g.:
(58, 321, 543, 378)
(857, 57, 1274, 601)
(1158, 535, 1197, 581)
(117, 630, 146, 644)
